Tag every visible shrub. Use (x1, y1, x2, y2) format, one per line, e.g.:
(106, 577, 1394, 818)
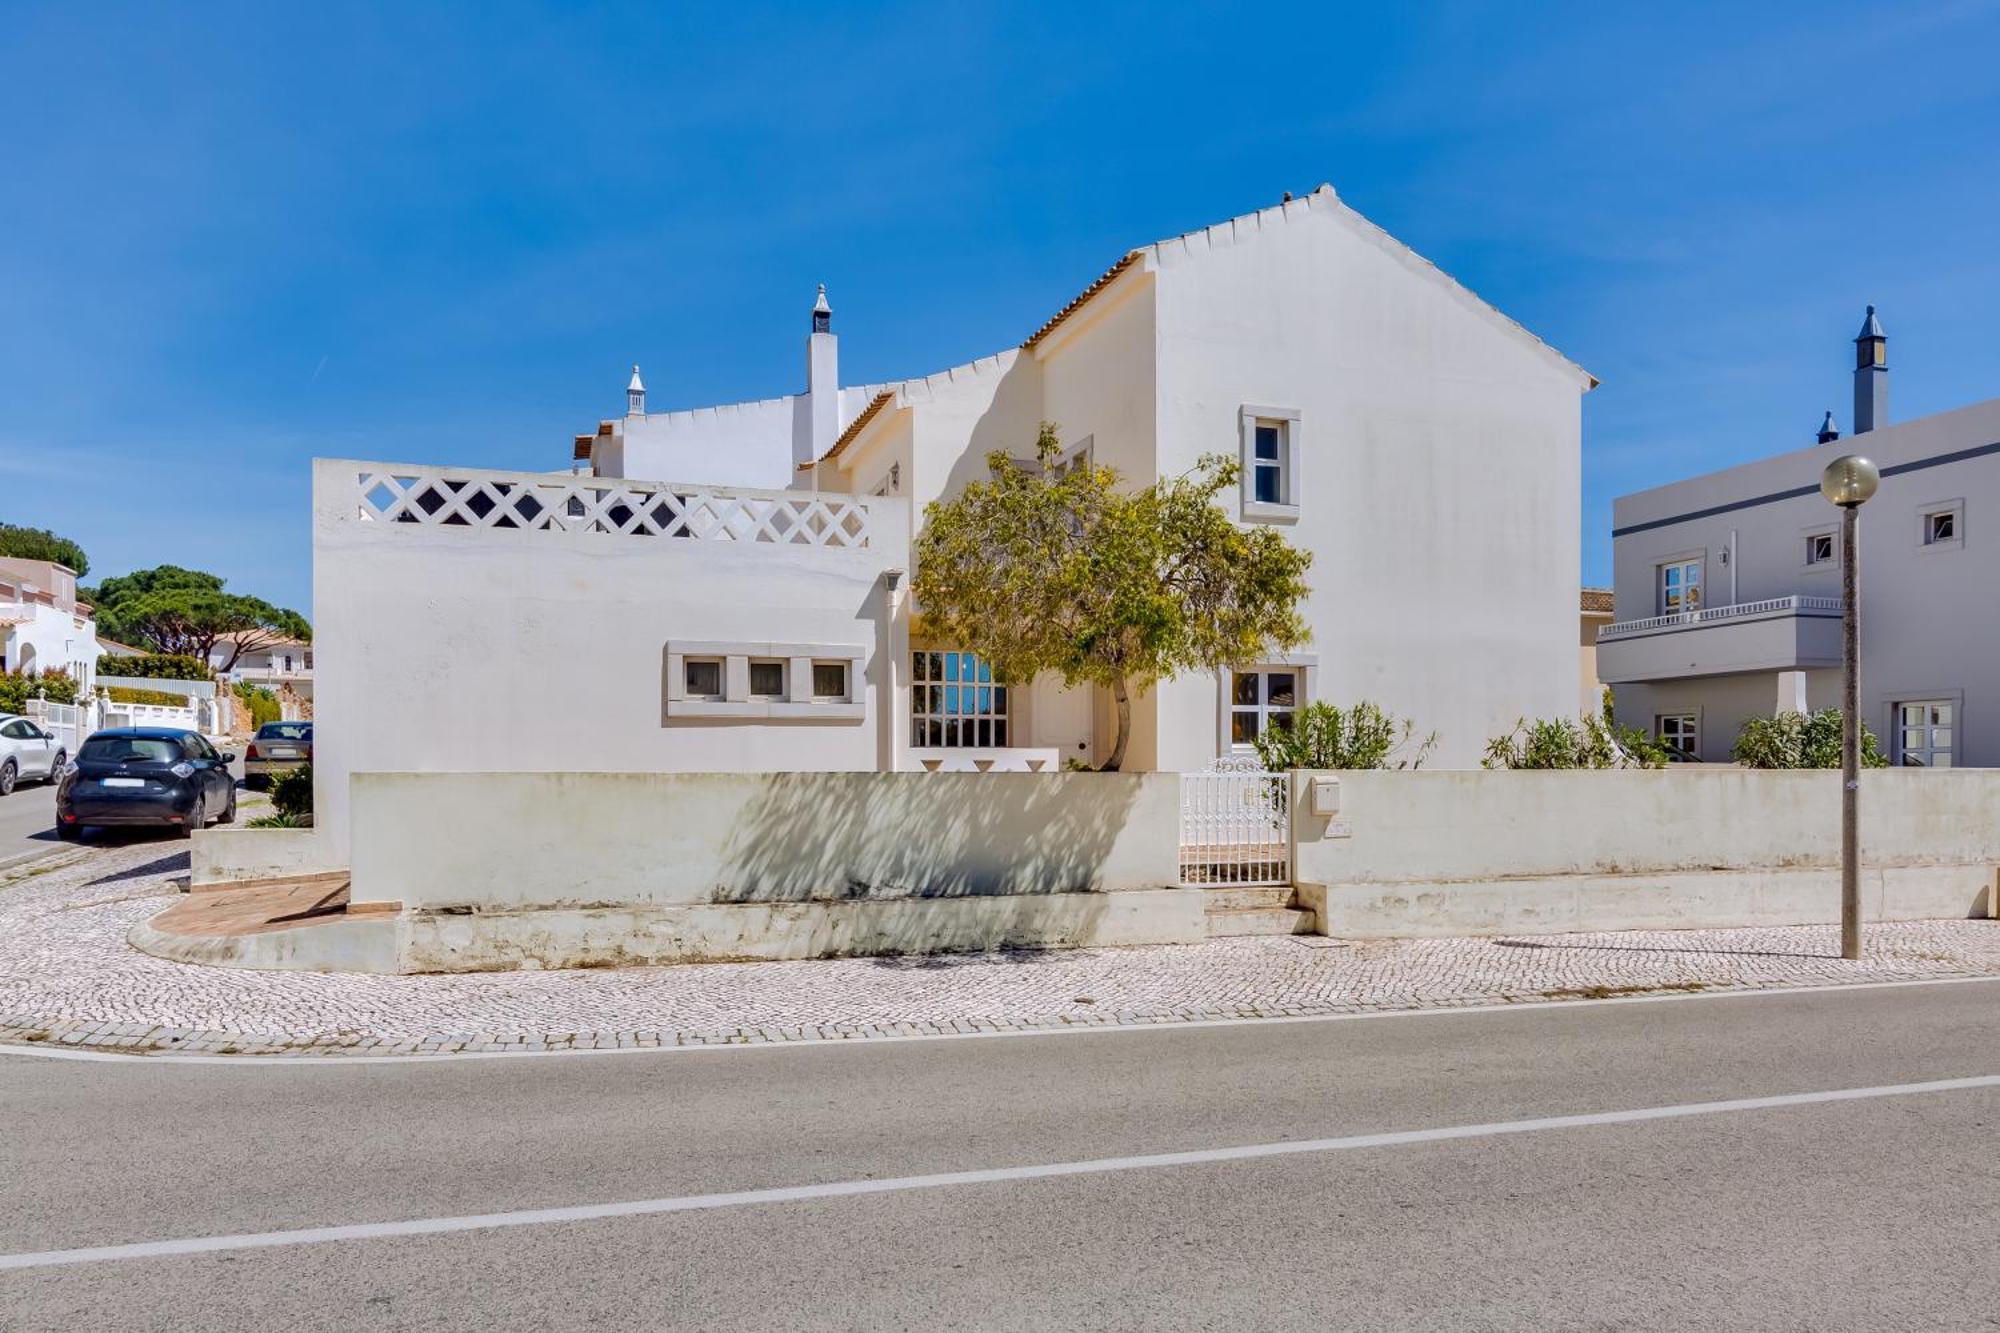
(268, 764, 313, 819)
(1733, 709, 1887, 769)
(0, 669, 78, 713)
(99, 652, 211, 682)
(233, 681, 279, 728)
(247, 812, 311, 829)
(106, 686, 187, 707)
(1483, 715, 1669, 770)
(1254, 700, 1436, 770)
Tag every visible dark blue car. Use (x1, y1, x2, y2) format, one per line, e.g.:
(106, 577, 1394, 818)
(57, 727, 238, 841)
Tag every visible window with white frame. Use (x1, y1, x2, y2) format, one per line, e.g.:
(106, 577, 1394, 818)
(1805, 532, 1834, 566)
(664, 641, 865, 722)
(1894, 700, 1954, 767)
(1657, 559, 1702, 616)
(747, 659, 787, 699)
(1229, 669, 1298, 748)
(1047, 435, 1093, 480)
(911, 651, 1009, 747)
(811, 661, 849, 700)
(1656, 713, 1698, 761)
(1924, 509, 1957, 545)
(1238, 406, 1300, 520)
(683, 657, 724, 700)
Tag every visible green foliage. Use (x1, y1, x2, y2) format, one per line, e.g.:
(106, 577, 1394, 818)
(233, 681, 280, 728)
(1732, 709, 1887, 769)
(0, 669, 78, 714)
(85, 564, 309, 665)
(268, 764, 313, 818)
(914, 423, 1312, 771)
(0, 523, 88, 577)
(1253, 700, 1436, 771)
(1483, 715, 1670, 770)
(96, 652, 211, 681)
(247, 812, 311, 829)
(106, 686, 187, 707)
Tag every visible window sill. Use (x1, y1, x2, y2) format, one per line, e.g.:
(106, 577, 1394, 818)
(665, 699, 865, 722)
(1241, 500, 1299, 525)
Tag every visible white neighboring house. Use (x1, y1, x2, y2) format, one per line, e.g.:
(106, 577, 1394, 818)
(211, 636, 313, 719)
(0, 557, 101, 691)
(1600, 310, 1999, 766)
(313, 185, 1592, 856)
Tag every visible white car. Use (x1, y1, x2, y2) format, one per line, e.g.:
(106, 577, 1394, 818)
(0, 714, 66, 796)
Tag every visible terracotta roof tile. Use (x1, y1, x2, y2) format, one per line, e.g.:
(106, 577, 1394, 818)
(803, 390, 895, 472)
(1021, 251, 1142, 351)
(1580, 587, 1614, 615)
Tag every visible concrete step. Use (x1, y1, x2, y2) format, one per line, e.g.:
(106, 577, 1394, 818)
(1202, 884, 1297, 912)
(1205, 906, 1316, 937)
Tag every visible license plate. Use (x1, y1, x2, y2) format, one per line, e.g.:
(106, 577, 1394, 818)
(102, 777, 144, 788)
(268, 748, 299, 758)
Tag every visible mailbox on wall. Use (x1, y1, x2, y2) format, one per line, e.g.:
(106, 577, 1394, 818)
(1307, 775, 1341, 816)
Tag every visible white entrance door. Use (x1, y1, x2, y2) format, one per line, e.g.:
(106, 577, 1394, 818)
(1036, 678, 1094, 769)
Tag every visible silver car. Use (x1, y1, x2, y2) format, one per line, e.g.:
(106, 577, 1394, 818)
(0, 713, 67, 796)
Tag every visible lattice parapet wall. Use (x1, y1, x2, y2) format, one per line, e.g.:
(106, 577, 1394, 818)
(354, 467, 876, 548)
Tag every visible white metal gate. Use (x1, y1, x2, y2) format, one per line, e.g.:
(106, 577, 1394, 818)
(25, 699, 85, 755)
(1179, 758, 1290, 886)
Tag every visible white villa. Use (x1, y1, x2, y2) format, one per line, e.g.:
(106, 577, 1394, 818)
(0, 557, 102, 691)
(312, 184, 1592, 856)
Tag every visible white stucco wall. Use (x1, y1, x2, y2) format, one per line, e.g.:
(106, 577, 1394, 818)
(313, 459, 910, 860)
(1293, 769, 1999, 935)
(609, 385, 885, 491)
(1144, 193, 1588, 770)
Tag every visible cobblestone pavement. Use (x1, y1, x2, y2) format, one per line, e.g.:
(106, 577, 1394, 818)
(3, 839, 1998, 1058)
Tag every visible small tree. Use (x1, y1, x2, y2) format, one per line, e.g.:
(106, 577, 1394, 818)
(1254, 700, 1435, 770)
(1483, 715, 1669, 770)
(914, 424, 1312, 771)
(1733, 709, 1887, 769)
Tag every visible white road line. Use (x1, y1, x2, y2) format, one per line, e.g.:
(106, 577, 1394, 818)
(2, 1072, 1995, 1272)
(4, 972, 1999, 1067)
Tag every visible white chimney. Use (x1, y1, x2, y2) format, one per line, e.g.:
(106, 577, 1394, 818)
(626, 365, 646, 418)
(802, 285, 838, 470)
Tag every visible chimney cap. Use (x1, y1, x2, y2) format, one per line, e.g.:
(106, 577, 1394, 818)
(627, 364, 645, 393)
(1854, 304, 1885, 342)
(1817, 410, 1840, 444)
(812, 284, 831, 316)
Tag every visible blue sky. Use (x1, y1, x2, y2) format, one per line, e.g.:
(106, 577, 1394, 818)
(4, 1, 1997, 617)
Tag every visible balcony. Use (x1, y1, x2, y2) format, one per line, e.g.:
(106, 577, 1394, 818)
(1596, 595, 1842, 684)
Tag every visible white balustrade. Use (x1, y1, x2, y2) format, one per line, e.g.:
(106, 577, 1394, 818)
(355, 468, 874, 549)
(1597, 595, 1842, 642)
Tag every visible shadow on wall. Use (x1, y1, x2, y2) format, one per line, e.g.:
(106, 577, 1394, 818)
(710, 772, 1147, 904)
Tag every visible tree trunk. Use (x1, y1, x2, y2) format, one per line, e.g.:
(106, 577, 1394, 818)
(1100, 674, 1132, 772)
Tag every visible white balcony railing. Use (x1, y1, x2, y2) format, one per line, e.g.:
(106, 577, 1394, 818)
(355, 467, 875, 549)
(1598, 595, 1842, 642)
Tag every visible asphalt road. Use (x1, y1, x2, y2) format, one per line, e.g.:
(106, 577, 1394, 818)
(2, 978, 1996, 1332)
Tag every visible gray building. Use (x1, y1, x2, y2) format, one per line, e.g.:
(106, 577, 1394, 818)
(1600, 309, 1996, 766)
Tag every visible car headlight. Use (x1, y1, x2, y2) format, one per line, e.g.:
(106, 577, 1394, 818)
(170, 761, 195, 778)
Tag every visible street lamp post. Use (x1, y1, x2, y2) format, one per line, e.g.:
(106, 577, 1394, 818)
(1820, 454, 1879, 961)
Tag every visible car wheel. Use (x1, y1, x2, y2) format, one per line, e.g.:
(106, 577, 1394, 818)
(45, 750, 65, 783)
(218, 785, 237, 824)
(180, 795, 205, 840)
(0, 760, 16, 797)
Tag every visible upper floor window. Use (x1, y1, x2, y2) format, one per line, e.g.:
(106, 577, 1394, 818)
(1657, 559, 1702, 616)
(1805, 532, 1834, 566)
(1925, 509, 1956, 544)
(1238, 406, 1301, 522)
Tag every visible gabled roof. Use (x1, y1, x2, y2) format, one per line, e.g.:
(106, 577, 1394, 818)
(808, 390, 896, 471)
(1021, 252, 1142, 351)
